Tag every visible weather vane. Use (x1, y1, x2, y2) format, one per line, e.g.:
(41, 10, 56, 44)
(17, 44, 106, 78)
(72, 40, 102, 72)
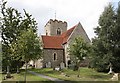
(55, 10, 56, 19)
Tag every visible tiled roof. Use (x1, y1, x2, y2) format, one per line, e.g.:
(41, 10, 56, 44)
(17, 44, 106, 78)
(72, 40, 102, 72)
(42, 24, 77, 49)
(61, 25, 77, 44)
(42, 36, 63, 49)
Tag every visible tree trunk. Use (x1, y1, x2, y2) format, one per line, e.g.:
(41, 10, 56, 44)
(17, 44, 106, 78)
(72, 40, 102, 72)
(77, 61, 80, 77)
(6, 66, 11, 78)
(24, 61, 27, 82)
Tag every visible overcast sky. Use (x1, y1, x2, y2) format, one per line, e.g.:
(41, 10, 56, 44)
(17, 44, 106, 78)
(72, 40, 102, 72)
(4, 0, 119, 40)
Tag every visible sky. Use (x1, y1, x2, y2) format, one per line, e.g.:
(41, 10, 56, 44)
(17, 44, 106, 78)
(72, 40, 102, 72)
(2, 0, 120, 40)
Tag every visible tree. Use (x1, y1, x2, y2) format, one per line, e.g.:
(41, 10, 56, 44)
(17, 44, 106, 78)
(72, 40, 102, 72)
(1, 1, 43, 80)
(69, 37, 90, 71)
(12, 28, 42, 81)
(113, 2, 120, 72)
(1, 0, 24, 74)
(91, 3, 120, 72)
(0, 42, 2, 73)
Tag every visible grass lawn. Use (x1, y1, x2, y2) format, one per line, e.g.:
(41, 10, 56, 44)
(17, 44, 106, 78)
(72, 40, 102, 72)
(29, 67, 116, 82)
(1, 69, 51, 82)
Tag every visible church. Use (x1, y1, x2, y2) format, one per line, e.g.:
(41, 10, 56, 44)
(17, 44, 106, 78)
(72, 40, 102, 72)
(30, 19, 90, 68)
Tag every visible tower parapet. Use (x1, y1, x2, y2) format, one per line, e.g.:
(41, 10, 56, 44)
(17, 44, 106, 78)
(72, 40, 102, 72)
(45, 19, 67, 36)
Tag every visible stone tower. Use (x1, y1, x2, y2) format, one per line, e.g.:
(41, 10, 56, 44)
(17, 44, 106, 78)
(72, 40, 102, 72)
(44, 19, 67, 36)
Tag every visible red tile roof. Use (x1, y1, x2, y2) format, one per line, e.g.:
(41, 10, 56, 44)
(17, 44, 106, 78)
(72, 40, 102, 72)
(42, 24, 77, 49)
(42, 36, 63, 49)
(61, 25, 77, 44)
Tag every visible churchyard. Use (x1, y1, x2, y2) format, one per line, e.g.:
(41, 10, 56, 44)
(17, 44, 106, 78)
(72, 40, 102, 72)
(1, 1, 120, 83)
(28, 67, 116, 81)
(1, 69, 50, 82)
(1, 67, 119, 83)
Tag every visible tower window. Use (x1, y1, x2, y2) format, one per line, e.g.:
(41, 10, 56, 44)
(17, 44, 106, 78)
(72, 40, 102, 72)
(53, 52, 57, 61)
(57, 28, 61, 35)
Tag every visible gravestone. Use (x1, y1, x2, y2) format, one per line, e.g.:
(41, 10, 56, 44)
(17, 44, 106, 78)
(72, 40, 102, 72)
(111, 73, 118, 81)
(48, 62, 51, 68)
(108, 66, 113, 74)
(60, 62, 65, 69)
(6, 66, 11, 78)
(108, 63, 113, 74)
(16, 66, 20, 74)
(55, 67, 60, 71)
(46, 62, 51, 68)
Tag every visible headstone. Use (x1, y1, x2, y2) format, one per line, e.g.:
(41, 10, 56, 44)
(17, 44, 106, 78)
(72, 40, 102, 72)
(6, 66, 11, 78)
(46, 62, 51, 68)
(7, 66, 9, 74)
(48, 62, 51, 68)
(55, 67, 60, 71)
(108, 63, 113, 74)
(16, 66, 20, 74)
(108, 66, 113, 74)
(60, 62, 65, 69)
(111, 73, 118, 81)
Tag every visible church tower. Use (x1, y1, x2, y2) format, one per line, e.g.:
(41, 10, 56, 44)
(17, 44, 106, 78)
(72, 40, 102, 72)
(44, 19, 67, 36)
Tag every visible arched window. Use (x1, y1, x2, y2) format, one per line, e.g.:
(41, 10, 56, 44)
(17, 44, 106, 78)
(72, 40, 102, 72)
(57, 28, 61, 35)
(53, 52, 57, 61)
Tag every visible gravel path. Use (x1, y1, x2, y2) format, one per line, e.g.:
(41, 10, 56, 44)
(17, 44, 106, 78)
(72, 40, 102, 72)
(27, 70, 63, 81)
